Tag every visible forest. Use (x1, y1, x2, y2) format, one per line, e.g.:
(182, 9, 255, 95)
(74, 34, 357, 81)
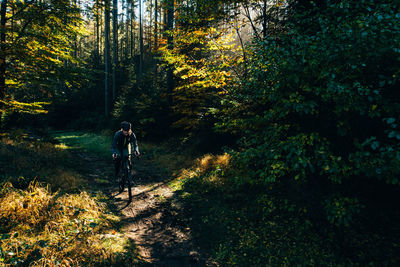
(0, 0, 399, 265)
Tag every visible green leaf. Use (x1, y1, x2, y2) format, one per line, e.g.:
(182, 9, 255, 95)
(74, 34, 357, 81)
(388, 131, 396, 138)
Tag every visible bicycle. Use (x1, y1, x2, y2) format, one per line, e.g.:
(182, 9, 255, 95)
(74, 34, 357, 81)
(115, 154, 137, 202)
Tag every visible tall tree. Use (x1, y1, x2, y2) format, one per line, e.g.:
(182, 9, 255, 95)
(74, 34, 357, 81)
(104, 0, 111, 116)
(95, 0, 100, 60)
(130, 0, 135, 58)
(112, 0, 118, 101)
(125, 0, 130, 60)
(154, 0, 158, 48)
(139, 0, 143, 77)
(166, 0, 174, 106)
(0, 0, 7, 112)
(153, 0, 158, 84)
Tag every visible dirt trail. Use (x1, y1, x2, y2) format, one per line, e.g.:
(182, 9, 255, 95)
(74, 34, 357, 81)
(72, 151, 210, 266)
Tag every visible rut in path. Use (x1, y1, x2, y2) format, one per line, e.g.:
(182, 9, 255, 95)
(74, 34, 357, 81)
(73, 150, 213, 266)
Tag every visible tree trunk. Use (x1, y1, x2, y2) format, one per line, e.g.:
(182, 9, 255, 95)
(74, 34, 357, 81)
(139, 0, 143, 77)
(0, 0, 7, 113)
(130, 0, 135, 59)
(100, 3, 103, 61)
(154, 0, 158, 49)
(263, 0, 267, 39)
(112, 0, 118, 101)
(153, 0, 158, 84)
(73, 0, 78, 59)
(125, 0, 129, 60)
(166, 0, 174, 106)
(96, 0, 100, 60)
(104, 0, 111, 116)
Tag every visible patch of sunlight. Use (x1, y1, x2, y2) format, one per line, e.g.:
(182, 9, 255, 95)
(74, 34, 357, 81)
(94, 233, 128, 253)
(94, 178, 109, 184)
(181, 192, 191, 198)
(54, 135, 82, 141)
(169, 153, 231, 190)
(54, 143, 70, 150)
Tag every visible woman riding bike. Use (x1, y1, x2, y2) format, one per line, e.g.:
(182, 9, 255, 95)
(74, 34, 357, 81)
(111, 121, 140, 182)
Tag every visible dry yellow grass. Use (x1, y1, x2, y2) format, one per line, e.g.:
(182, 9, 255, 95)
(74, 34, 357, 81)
(170, 153, 231, 190)
(0, 182, 138, 266)
(196, 153, 230, 172)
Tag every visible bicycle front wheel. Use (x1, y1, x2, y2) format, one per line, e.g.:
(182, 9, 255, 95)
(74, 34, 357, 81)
(124, 161, 132, 201)
(118, 166, 125, 193)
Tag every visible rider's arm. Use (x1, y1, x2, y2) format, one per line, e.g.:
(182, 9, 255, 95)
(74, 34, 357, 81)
(111, 131, 120, 155)
(130, 132, 139, 154)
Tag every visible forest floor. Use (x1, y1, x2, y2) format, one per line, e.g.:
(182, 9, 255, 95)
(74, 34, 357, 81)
(62, 136, 211, 266)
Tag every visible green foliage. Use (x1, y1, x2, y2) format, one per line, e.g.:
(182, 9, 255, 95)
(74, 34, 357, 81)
(175, 0, 238, 26)
(179, 168, 339, 266)
(160, 25, 238, 131)
(2, 1, 90, 127)
(324, 196, 363, 227)
(112, 64, 170, 139)
(218, 0, 400, 223)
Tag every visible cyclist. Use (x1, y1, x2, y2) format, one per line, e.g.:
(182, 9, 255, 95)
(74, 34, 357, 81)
(111, 121, 140, 182)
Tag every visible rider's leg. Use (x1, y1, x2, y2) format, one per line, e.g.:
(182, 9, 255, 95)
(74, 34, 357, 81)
(113, 151, 122, 182)
(122, 148, 131, 170)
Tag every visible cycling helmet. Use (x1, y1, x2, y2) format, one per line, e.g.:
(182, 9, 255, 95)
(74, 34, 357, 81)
(121, 121, 131, 131)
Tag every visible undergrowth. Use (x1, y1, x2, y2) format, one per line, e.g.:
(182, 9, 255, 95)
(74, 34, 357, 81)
(0, 130, 143, 266)
(146, 141, 400, 265)
(0, 131, 85, 190)
(0, 182, 140, 266)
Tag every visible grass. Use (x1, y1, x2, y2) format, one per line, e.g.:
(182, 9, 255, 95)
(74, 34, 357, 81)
(0, 130, 144, 266)
(0, 182, 141, 266)
(51, 130, 113, 160)
(0, 131, 85, 190)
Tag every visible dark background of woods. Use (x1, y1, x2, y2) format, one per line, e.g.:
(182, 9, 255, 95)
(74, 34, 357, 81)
(1, 0, 400, 265)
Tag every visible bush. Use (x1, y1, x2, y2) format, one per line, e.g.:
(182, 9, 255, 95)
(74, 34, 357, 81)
(219, 0, 400, 225)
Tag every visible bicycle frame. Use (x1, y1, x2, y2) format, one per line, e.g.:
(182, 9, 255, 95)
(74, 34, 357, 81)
(116, 154, 136, 202)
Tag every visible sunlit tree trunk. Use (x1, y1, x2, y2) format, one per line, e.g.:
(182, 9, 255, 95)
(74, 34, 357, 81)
(125, 0, 129, 60)
(112, 0, 118, 101)
(105, 0, 111, 116)
(154, 0, 158, 48)
(0, 0, 7, 115)
(100, 3, 103, 61)
(166, 0, 174, 106)
(263, 0, 267, 39)
(139, 0, 143, 77)
(148, 0, 153, 53)
(130, 0, 135, 58)
(96, 0, 100, 60)
(73, 0, 78, 59)
(153, 0, 158, 83)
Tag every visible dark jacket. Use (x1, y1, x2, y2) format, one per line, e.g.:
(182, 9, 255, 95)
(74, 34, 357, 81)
(111, 130, 139, 155)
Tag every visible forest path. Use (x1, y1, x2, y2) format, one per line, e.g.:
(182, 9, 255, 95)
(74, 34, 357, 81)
(70, 148, 207, 266)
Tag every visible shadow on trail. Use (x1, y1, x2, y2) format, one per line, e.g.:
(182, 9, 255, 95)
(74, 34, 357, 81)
(61, 139, 212, 266)
(106, 158, 212, 266)
(117, 191, 205, 266)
